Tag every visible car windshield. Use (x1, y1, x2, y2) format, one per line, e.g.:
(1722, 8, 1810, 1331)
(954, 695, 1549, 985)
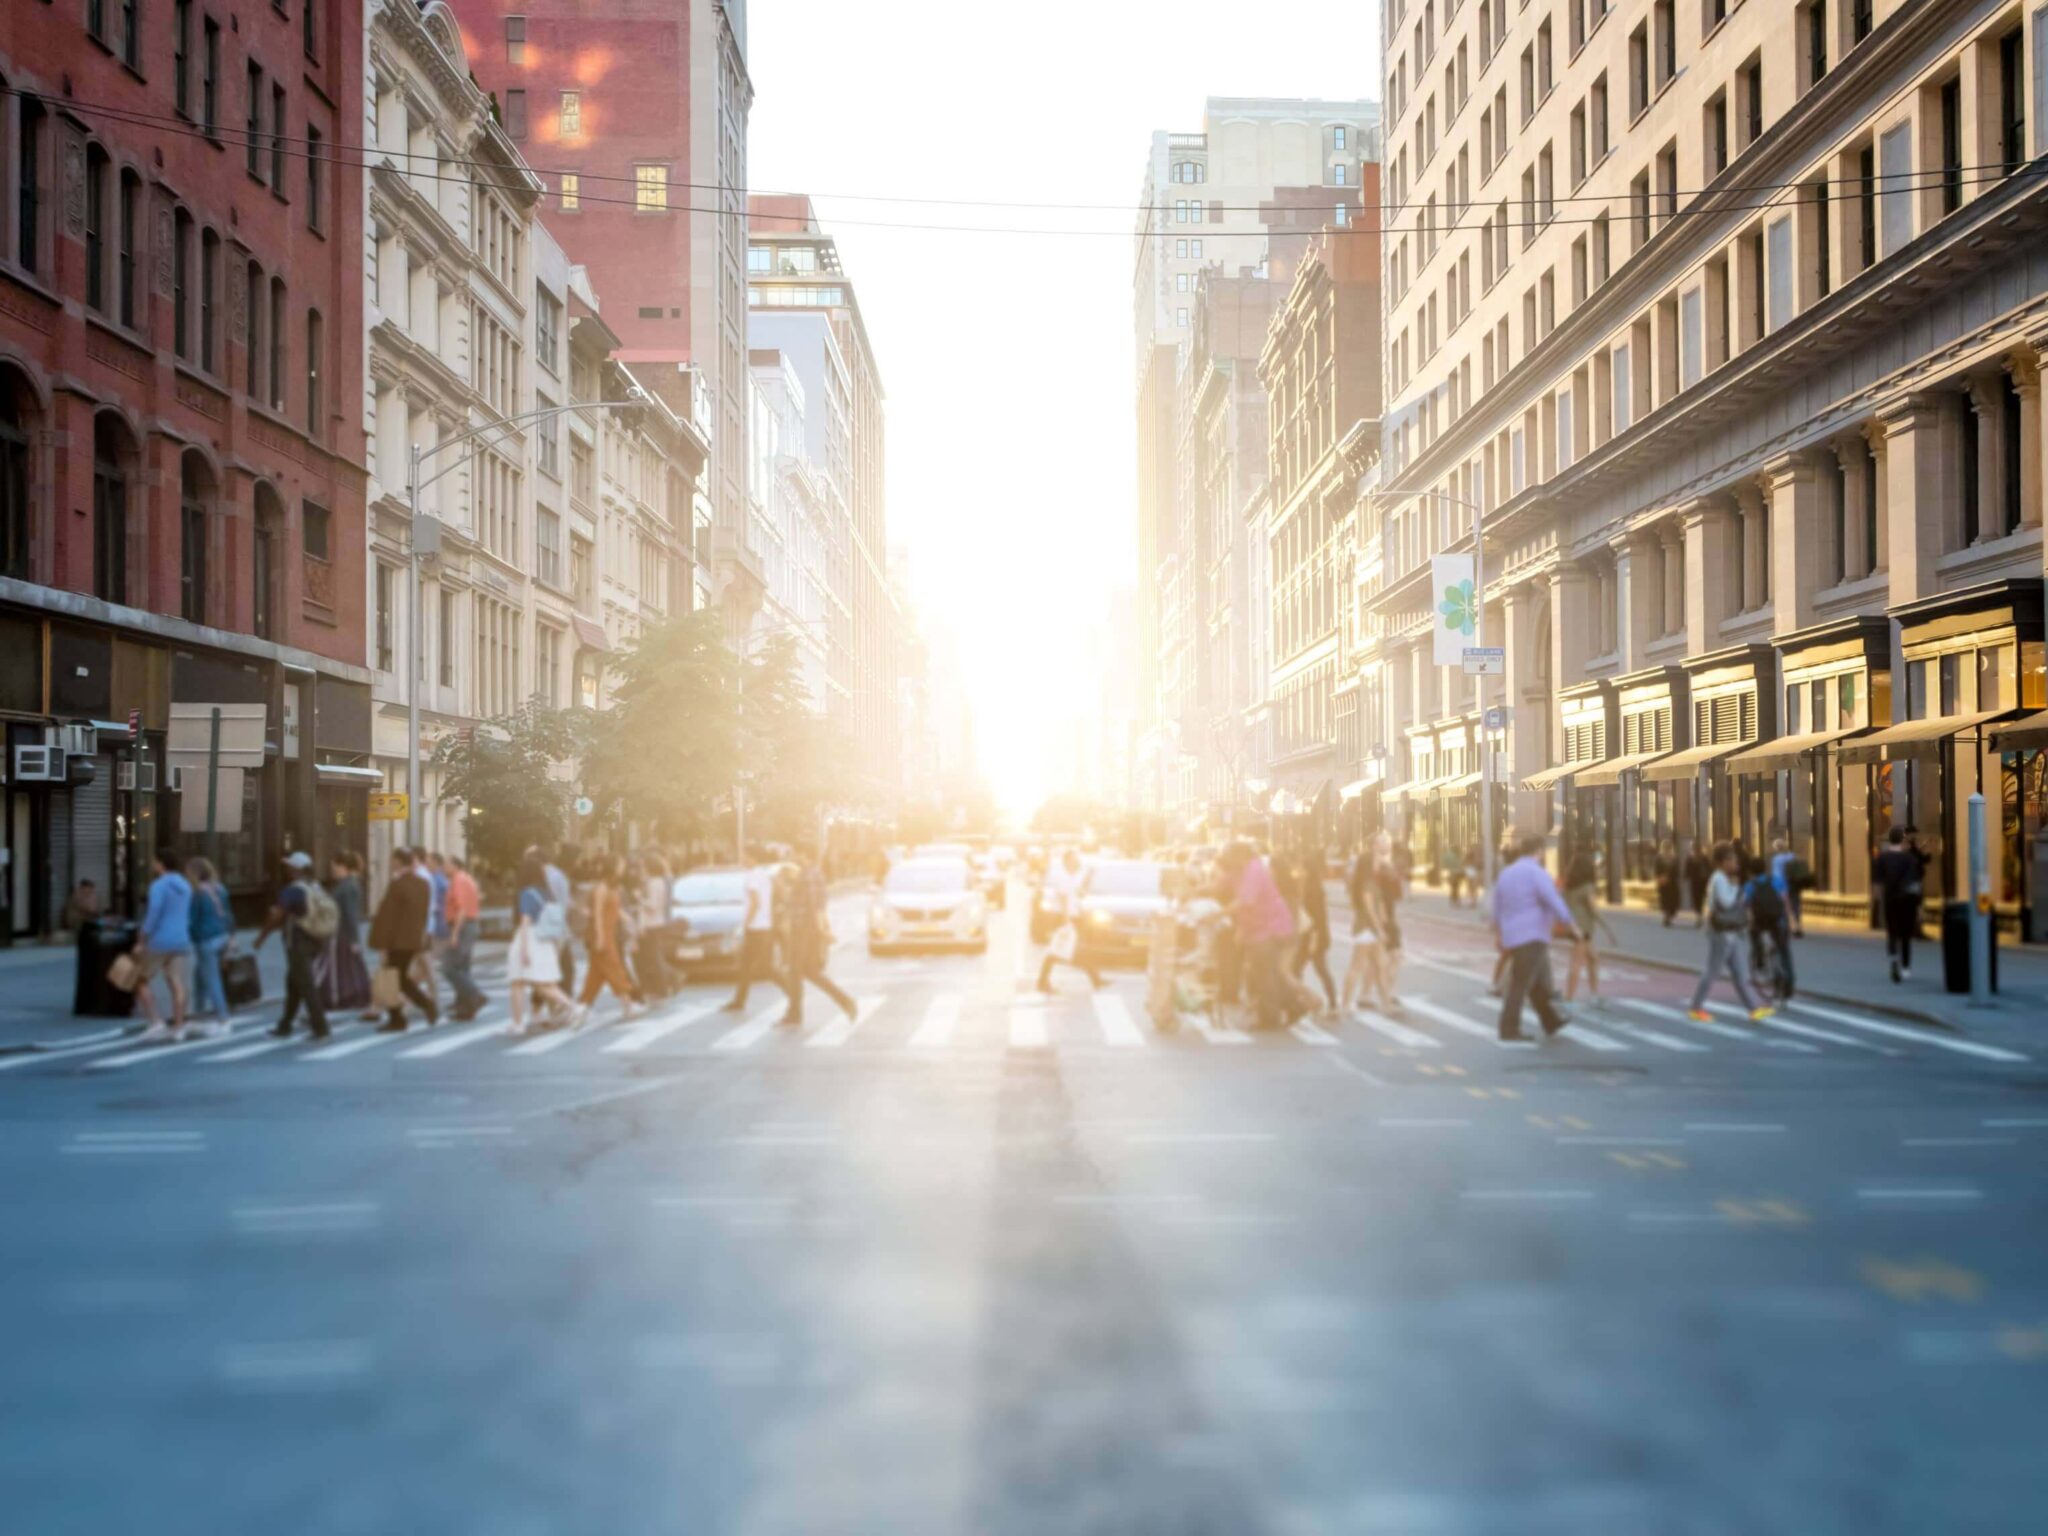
(1087, 862, 1163, 898)
(672, 873, 744, 905)
(886, 861, 969, 894)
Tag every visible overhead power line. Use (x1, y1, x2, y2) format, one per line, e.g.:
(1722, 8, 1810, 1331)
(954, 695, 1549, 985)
(10, 85, 2043, 242)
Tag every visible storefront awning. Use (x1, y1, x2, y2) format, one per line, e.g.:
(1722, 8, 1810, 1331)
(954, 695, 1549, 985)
(1574, 749, 1673, 789)
(1384, 775, 1448, 804)
(1436, 770, 1484, 794)
(1990, 710, 2048, 752)
(1837, 708, 2020, 766)
(1517, 762, 1578, 791)
(571, 615, 612, 653)
(1338, 778, 1381, 802)
(1641, 741, 1745, 783)
(314, 763, 386, 787)
(1724, 726, 1867, 776)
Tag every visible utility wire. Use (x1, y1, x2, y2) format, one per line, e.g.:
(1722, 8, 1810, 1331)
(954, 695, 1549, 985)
(12, 84, 2042, 231)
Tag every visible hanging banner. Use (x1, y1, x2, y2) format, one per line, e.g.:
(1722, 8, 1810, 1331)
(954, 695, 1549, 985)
(1430, 554, 1477, 667)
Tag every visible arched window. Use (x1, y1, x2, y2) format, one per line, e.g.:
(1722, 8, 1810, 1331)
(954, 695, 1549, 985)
(85, 145, 109, 313)
(118, 169, 140, 327)
(180, 452, 213, 625)
(244, 259, 262, 397)
(0, 365, 36, 582)
(92, 414, 133, 604)
(268, 277, 286, 412)
(252, 481, 282, 640)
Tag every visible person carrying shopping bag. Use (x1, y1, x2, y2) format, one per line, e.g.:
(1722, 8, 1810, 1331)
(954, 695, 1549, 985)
(507, 851, 582, 1036)
(1688, 842, 1774, 1023)
(369, 848, 439, 1034)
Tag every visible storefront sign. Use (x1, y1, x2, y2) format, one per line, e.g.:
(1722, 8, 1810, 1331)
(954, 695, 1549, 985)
(367, 793, 409, 822)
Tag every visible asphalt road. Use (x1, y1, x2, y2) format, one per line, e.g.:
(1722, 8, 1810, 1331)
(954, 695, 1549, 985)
(3, 886, 2045, 1535)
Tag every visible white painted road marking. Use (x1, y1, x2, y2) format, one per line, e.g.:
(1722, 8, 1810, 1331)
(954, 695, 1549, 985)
(1783, 1000, 2029, 1063)
(1092, 993, 1148, 1049)
(603, 1001, 722, 1055)
(395, 1022, 508, 1059)
(1706, 1001, 1899, 1055)
(709, 1003, 788, 1053)
(1604, 1020, 1708, 1053)
(805, 996, 886, 1049)
(1349, 1009, 1444, 1049)
(1290, 1019, 1340, 1046)
(1007, 1004, 1049, 1050)
(907, 993, 962, 1049)
(89, 1026, 246, 1071)
(303, 1028, 400, 1062)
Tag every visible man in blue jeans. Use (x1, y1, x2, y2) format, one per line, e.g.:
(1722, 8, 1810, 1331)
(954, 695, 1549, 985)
(1490, 832, 1583, 1042)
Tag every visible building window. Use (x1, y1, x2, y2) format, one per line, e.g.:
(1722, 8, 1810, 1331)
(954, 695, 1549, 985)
(535, 397, 559, 477)
(1939, 77, 1963, 215)
(1334, 125, 1347, 150)
(375, 563, 395, 671)
(174, 0, 191, 115)
(253, 487, 280, 641)
(438, 587, 455, 687)
(2000, 27, 2026, 176)
(93, 415, 130, 605)
(1878, 122, 1913, 256)
(559, 172, 580, 211)
(303, 0, 317, 61)
(536, 286, 561, 375)
(180, 455, 210, 626)
(506, 15, 526, 63)
(171, 208, 192, 357)
(535, 624, 561, 708)
(15, 96, 40, 275)
(536, 505, 563, 588)
(271, 84, 287, 192)
(304, 308, 322, 435)
(559, 91, 581, 137)
(0, 373, 32, 582)
(246, 63, 264, 178)
(306, 124, 323, 231)
(117, 170, 139, 328)
(635, 164, 668, 212)
(201, 19, 220, 134)
(195, 226, 218, 365)
(244, 260, 262, 397)
(504, 89, 528, 138)
(269, 278, 286, 412)
(85, 147, 108, 314)
(303, 500, 330, 562)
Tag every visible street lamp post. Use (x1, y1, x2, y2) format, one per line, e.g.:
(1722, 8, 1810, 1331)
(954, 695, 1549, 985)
(404, 391, 647, 850)
(1360, 485, 1497, 909)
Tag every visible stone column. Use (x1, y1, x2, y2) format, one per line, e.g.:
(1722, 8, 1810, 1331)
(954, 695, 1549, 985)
(1765, 451, 1824, 631)
(1862, 419, 1891, 574)
(1613, 529, 1660, 671)
(1681, 496, 1733, 656)
(1880, 393, 1949, 605)
(1547, 561, 1591, 693)
(2007, 347, 2041, 533)
(1661, 521, 1686, 638)
(1967, 375, 2005, 545)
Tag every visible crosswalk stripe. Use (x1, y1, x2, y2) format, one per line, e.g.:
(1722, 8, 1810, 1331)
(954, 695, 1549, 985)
(1347, 1009, 1443, 1050)
(1401, 998, 1530, 1048)
(907, 993, 962, 1049)
(1553, 1021, 1631, 1052)
(806, 996, 885, 1049)
(1782, 1000, 2028, 1063)
(1290, 1019, 1340, 1046)
(1186, 1013, 1252, 1046)
(1602, 1019, 1707, 1053)
(1008, 1004, 1049, 1050)
(709, 1003, 785, 1053)
(89, 1025, 246, 1071)
(303, 1027, 401, 1061)
(602, 1001, 721, 1055)
(505, 1025, 585, 1055)
(200, 1033, 305, 1063)
(396, 1022, 508, 1059)
(0, 1034, 140, 1071)
(1704, 1001, 1897, 1055)
(1618, 998, 1805, 1050)
(1092, 993, 1147, 1049)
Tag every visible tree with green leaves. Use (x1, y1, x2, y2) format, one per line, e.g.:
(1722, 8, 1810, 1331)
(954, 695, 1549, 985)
(431, 702, 588, 881)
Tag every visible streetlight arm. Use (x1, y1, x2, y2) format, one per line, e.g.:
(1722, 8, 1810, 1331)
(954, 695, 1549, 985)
(412, 391, 649, 495)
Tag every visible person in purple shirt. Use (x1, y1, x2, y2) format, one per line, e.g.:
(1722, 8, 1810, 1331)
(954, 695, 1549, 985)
(1220, 841, 1296, 1031)
(1490, 831, 1583, 1042)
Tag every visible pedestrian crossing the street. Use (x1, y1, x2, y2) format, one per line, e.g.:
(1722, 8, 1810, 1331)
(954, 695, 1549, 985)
(1, 970, 2031, 1078)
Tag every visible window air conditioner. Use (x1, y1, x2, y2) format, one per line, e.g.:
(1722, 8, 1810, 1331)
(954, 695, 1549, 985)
(12, 745, 62, 783)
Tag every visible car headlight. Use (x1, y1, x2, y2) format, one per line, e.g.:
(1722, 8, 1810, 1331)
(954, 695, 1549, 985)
(1087, 908, 1114, 926)
(954, 896, 987, 932)
(870, 905, 900, 935)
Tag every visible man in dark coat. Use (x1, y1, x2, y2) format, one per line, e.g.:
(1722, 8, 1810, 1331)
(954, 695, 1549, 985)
(370, 847, 440, 1033)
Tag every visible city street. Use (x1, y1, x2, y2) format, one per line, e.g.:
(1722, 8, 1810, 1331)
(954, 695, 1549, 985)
(4, 888, 2044, 1535)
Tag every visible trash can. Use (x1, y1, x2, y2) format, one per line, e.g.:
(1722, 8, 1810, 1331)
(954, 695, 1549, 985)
(1940, 900, 1998, 995)
(74, 917, 140, 1017)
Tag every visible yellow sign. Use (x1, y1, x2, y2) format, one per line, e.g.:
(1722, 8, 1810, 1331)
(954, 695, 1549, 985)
(367, 792, 410, 822)
(1977, 892, 1994, 915)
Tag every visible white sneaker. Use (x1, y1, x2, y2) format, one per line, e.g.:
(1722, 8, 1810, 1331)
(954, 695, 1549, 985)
(186, 1021, 228, 1040)
(135, 1022, 176, 1044)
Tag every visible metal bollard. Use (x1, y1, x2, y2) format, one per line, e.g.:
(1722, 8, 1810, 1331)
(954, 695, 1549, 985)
(1968, 793, 1992, 1008)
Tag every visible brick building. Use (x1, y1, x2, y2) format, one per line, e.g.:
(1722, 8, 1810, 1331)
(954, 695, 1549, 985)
(0, 0, 371, 939)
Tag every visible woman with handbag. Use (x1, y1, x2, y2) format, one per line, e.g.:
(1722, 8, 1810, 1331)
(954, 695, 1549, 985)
(508, 851, 581, 1036)
(184, 857, 235, 1024)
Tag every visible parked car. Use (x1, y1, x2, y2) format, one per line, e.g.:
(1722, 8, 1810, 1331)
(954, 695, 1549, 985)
(666, 868, 749, 977)
(1074, 858, 1174, 965)
(909, 842, 1006, 911)
(869, 858, 989, 955)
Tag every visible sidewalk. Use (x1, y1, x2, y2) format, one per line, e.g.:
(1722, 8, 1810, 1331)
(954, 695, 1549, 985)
(1382, 879, 2048, 1037)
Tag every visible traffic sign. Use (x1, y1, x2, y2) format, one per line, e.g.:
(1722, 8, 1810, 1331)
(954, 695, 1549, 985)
(367, 792, 409, 822)
(1483, 705, 1509, 731)
(1462, 646, 1505, 677)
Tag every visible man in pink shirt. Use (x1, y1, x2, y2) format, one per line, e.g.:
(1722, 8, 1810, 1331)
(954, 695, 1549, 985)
(441, 855, 488, 1020)
(1221, 842, 1296, 1031)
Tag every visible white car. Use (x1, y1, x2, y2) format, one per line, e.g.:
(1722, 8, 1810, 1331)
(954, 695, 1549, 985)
(869, 858, 988, 955)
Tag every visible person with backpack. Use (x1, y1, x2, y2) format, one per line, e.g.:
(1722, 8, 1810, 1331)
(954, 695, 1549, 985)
(1873, 826, 1927, 982)
(1769, 835, 1813, 938)
(1688, 842, 1773, 1023)
(369, 847, 440, 1034)
(1746, 854, 1795, 1002)
(255, 850, 336, 1041)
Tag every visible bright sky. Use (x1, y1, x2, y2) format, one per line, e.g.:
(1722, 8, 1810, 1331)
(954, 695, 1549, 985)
(746, 1, 1380, 813)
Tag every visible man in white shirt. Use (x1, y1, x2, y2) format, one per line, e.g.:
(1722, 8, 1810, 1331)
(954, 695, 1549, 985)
(721, 851, 796, 1013)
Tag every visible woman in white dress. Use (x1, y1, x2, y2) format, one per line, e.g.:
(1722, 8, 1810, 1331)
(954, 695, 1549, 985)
(508, 851, 581, 1036)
